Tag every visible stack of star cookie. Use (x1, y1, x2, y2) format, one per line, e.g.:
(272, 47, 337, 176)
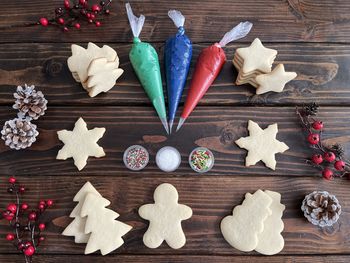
(233, 38, 297, 95)
(67, 42, 124, 97)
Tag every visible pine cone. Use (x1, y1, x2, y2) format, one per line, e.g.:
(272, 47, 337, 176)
(13, 84, 48, 120)
(301, 190, 341, 227)
(1, 118, 39, 150)
(303, 103, 319, 116)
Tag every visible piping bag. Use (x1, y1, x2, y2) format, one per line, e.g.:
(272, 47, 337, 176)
(164, 10, 192, 133)
(176, 21, 253, 132)
(126, 3, 169, 134)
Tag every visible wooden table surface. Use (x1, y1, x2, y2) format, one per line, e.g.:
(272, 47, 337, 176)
(1, 0, 350, 262)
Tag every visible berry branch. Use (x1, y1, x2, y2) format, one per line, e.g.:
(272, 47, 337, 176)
(0, 1, 112, 32)
(296, 103, 350, 180)
(1, 177, 53, 263)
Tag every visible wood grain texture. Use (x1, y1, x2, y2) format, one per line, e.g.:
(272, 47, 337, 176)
(1, 106, 350, 176)
(1, 0, 350, 43)
(0, 43, 347, 106)
(0, 175, 349, 255)
(0, 254, 349, 263)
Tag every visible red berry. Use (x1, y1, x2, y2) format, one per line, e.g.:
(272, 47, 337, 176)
(38, 204, 45, 211)
(39, 18, 49, 27)
(8, 177, 16, 184)
(307, 133, 320, 145)
(322, 168, 333, 180)
(86, 13, 92, 19)
(312, 120, 323, 130)
(58, 18, 65, 24)
(6, 233, 15, 241)
(74, 23, 81, 29)
(95, 21, 101, 27)
(18, 243, 25, 250)
(2, 211, 14, 221)
(24, 246, 35, 256)
(63, 27, 69, 32)
(21, 203, 29, 210)
(105, 9, 110, 15)
(312, 154, 323, 165)
(28, 212, 37, 221)
(79, 0, 85, 4)
(38, 223, 46, 231)
(25, 241, 32, 247)
(90, 13, 96, 19)
(46, 200, 53, 207)
(324, 152, 336, 162)
(39, 200, 45, 206)
(7, 204, 17, 213)
(19, 186, 25, 193)
(92, 4, 101, 12)
(88, 19, 93, 23)
(334, 160, 345, 171)
(39, 236, 45, 242)
(64, 0, 70, 9)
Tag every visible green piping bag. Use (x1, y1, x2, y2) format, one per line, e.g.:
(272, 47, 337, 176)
(126, 3, 169, 134)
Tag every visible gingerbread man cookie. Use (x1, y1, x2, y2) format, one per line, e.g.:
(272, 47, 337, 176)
(139, 183, 192, 249)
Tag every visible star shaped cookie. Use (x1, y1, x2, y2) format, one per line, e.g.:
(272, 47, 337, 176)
(235, 120, 289, 170)
(255, 64, 297, 95)
(57, 117, 106, 171)
(235, 38, 277, 73)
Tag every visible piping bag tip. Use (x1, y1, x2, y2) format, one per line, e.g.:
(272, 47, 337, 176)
(176, 117, 186, 132)
(168, 119, 174, 134)
(160, 117, 169, 135)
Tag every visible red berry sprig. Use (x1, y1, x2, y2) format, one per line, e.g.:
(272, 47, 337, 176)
(39, 0, 112, 32)
(0, 177, 53, 263)
(297, 103, 350, 180)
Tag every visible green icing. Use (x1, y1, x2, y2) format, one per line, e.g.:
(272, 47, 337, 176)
(129, 37, 167, 119)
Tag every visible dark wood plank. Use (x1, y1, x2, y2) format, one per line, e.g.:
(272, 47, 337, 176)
(0, 175, 349, 255)
(0, 106, 349, 176)
(0, 43, 347, 106)
(1, 0, 350, 43)
(0, 254, 349, 263)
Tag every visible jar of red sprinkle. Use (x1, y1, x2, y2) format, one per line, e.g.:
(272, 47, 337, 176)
(123, 145, 149, 171)
(189, 147, 214, 173)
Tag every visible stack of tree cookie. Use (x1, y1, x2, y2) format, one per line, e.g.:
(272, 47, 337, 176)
(221, 189, 285, 255)
(67, 42, 124, 97)
(62, 182, 132, 255)
(233, 38, 297, 95)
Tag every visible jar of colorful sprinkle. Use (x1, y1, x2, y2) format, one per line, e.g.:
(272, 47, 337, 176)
(123, 145, 149, 171)
(189, 147, 214, 173)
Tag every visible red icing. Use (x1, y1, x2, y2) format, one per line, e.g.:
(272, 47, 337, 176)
(181, 44, 226, 119)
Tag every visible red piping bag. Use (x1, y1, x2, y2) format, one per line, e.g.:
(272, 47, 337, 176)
(176, 22, 252, 132)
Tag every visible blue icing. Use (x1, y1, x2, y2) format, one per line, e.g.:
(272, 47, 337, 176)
(164, 29, 192, 122)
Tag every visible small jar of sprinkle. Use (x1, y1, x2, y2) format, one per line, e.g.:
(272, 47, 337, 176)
(189, 147, 214, 173)
(123, 145, 149, 171)
(156, 146, 181, 172)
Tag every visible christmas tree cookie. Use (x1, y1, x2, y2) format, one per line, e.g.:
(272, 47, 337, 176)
(139, 183, 192, 249)
(81, 193, 132, 255)
(62, 181, 101, 243)
(67, 42, 123, 97)
(63, 182, 132, 255)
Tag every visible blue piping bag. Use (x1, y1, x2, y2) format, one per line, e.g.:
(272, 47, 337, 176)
(164, 10, 192, 133)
